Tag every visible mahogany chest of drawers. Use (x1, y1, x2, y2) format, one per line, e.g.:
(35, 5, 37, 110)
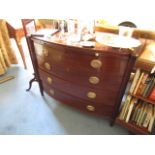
(29, 35, 142, 122)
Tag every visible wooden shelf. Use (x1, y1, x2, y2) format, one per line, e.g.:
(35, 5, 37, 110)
(116, 118, 150, 135)
(130, 93, 155, 105)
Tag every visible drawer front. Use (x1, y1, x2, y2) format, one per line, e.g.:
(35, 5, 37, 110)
(42, 83, 114, 117)
(34, 43, 128, 90)
(39, 69, 118, 106)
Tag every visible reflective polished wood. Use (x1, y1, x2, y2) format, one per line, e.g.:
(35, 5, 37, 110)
(28, 31, 143, 123)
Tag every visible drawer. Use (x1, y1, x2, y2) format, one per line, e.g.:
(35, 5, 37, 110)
(42, 83, 114, 117)
(34, 42, 129, 79)
(35, 43, 128, 76)
(38, 69, 119, 106)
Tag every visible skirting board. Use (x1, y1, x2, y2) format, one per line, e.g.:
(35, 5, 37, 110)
(0, 76, 15, 84)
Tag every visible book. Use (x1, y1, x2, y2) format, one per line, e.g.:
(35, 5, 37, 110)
(131, 103, 141, 122)
(138, 103, 148, 126)
(148, 106, 155, 132)
(119, 102, 125, 119)
(149, 87, 155, 101)
(133, 72, 145, 95)
(125, 98, 138, 123)
(143, 104, 153, 128)
(134, 102, 143, 123)
(129, 69, 141, 94)
(140, 104, 149, 126)
(139, 79, 149, 96)
(144, 78, 155, 98)
(136, 73, 149, 95)
(136, 102, 146, 125)
(119, 95, 132, 120)
(142, 76, 154, 97)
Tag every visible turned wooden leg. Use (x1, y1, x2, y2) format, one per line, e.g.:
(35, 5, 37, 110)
(27, 77, 44, 96)
(15, 37, 27, 69)
(26, 76, 37, 91)
(26, 73, 44, 96)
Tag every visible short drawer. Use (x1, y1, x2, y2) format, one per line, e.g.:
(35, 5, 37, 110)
(38, 69, 119, 106)
(43, 83, 114, 117)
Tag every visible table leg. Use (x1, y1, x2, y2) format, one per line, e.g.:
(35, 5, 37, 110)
(15, 37, 27, 69)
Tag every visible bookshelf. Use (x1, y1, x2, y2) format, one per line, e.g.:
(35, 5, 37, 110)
(116, 68, 155, 135)
(130, 93, 155, 105)
(116, 119, 150, 135)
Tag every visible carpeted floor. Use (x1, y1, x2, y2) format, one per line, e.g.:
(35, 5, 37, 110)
(0, 66, 129, 135)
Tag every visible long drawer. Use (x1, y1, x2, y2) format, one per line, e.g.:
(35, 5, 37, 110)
(38, 69, 119, 106)
(35, 43, 128, 76)
(42, 81, 114, 117)
(35, 45, 128, 90)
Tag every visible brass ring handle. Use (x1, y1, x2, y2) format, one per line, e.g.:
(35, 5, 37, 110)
(49, 89, 54, 95)
(87, 91, 96, 99)
(90, 59, 102, 69)
(89, 76, 100, 84)
(47, 77, 53, 84)
(43, 48, 48, 56)
(86, 105, 95, 111)
(44, 62, 51, 70)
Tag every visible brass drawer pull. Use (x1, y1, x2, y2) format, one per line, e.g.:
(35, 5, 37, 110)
(43, 48, 48, 56)
(47, 77, 53, 84)
(44, 62, 51, 70)
(90, 59, 102, 69)
(87, 91, 96, 99)
(89, 76, 100, 84)
(49, 89, 55, 95)
(86, 105, 95, 111)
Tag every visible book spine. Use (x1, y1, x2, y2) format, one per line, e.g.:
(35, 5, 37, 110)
(133, 72, 145, 95)
(148, 106, 155, 132)
(131, 103, 140, 122)
(145, 78, 155, 98)
(149, 87, 155, 101)
(136, 73, 148, 95)
(119, 95, 132, 120)
(142, 77, 154, 97)
(125, 98, 137, 123)
(143, 104, 153, 128)
(129, 69, 141, 94)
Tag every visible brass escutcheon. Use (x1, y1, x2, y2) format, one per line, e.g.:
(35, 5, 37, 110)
(47, 77, 53, 84)
(44, 62, 51, 70)
(49, 89, 54, 95)
(87, 91, 96, 99)
(86, 105, 95, 111)
(89, 76, 100, 84)
(90, 59, 102, 69)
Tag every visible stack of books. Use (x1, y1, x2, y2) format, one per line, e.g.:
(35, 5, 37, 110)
(119, 95, 155, 132)
(129, 68, 155, 100)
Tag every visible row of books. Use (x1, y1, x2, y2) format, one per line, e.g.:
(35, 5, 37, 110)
(129, 68, 155, 100)
(119, 95, 155, 132)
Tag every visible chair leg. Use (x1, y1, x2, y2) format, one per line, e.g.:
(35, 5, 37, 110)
(15, 37, 27, 69)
